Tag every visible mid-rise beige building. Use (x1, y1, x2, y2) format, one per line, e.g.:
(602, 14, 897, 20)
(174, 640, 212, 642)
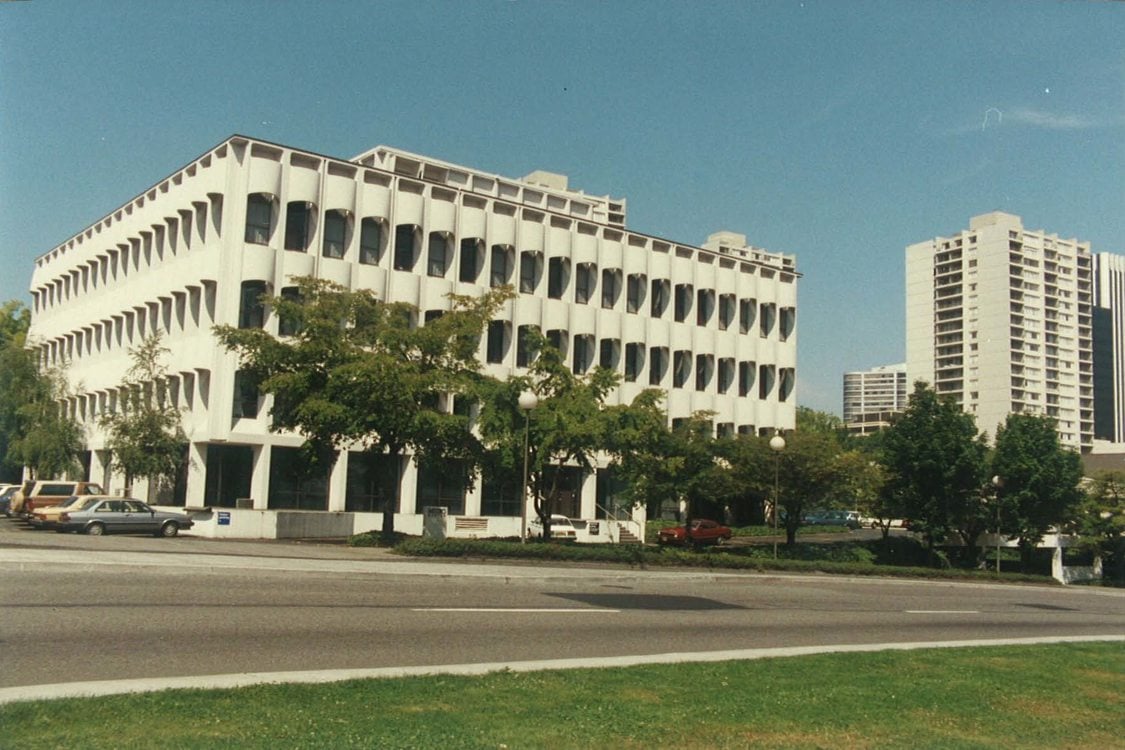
(843, 363, 906, 435)
(906, 211, 1093, 450)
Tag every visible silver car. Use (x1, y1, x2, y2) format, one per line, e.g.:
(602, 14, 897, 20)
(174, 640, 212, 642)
(56, 498, 194, 537)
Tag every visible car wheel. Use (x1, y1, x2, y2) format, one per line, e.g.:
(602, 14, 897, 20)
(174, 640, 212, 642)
(160, 521, 179, 538)
(86, 522, 105, 536)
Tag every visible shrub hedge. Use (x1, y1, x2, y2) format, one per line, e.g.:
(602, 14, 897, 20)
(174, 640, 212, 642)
(364, 535, 1055, 584)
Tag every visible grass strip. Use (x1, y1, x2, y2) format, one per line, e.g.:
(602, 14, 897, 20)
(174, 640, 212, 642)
(1, 643, 1121, 749)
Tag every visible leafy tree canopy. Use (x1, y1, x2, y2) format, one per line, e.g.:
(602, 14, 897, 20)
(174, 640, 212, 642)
(214, 277, 512, 541)
(992, 412, 1084, 568)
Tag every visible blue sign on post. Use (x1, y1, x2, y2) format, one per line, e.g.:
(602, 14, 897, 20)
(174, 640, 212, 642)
(217, 511, 231, 526)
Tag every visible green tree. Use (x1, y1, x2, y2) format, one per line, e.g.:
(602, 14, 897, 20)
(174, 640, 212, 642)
(1069, 471, 1125, 584)
(606, 396, 735, 544)
(0, 301, 33, 481)
(880, 382, 988, 564)
(0, 300, 85, 480)
(215, 277, 511, 543)
(99, 332, 187, 500)
(478, 332, 618, 540)
(992, 413, 1084, 572)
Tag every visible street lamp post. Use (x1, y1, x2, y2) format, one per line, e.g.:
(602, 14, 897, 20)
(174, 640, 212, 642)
(991, 475, 1003, 574)
(518, 391, 539, 544)
(769, 432, 786, 560)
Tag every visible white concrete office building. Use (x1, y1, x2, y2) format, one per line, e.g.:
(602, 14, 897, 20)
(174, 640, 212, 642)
(27, 135, 799, 537)
(906, 211, 1093, 450)
(842, 363, 906, 434)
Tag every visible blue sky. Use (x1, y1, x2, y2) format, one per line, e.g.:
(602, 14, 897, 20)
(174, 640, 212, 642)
(2, 1, 1122, 414)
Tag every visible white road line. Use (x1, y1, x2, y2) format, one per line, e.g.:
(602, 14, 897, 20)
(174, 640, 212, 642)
(905, 610, 980, 614)
(413, 608, 619, 613)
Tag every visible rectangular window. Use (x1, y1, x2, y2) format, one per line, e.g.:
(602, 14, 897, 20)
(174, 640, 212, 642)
(627, 274, 645, 313)
(239, 281, 267, 329)
(486, 320, 507, 364)
(284, 202, 312, 252)
(516, 325, 539, 367)
(359, 218, 382, 265)
(548, 258, 566, 299)
(624, 343, 643, 382)
(649, 347, 668, 386)
(232, 371, 260, 419)
(718, 294, 736, 330)
(695, 354, 712, 391)
(459, 239, 481, 282)
(601, 269, 621, 309)
(739, 298, 756, 334)
(739, 361, 755, 397)
(520, 252, 540, 293)
(322, 210, 347, 258)
(673, 350, 691, 387)
(490, 245, 511, 287)
(245, 194, 272, 245)
(674, 284, 692, 322)
(651, 279, 670, 318)
(718, 358, 735, 394)
(278, 286, 301, 337)
(599, 339, 619, 370)
(760, 303, 776, 337)
(428, 232, 449, 277)
(696, 290, 714, 326)
(573, 335, 593, 374)
(546, 329, 567, 357)
(576, 264, 595, 304)
(394, 225, 417, 271)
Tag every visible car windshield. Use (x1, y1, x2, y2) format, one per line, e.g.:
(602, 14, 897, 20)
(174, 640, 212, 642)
(78, 498, 102, 510)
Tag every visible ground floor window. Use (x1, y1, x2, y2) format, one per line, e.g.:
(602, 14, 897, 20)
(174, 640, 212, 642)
(345, 451, 400, 513)
(268, 446, 327, 510)
(595, 467, 630, 519)
(540, 466, 583, 518)
(480, 474, 520, 517)
(204, 444, 253, 508)
(415, 458, 467, 515)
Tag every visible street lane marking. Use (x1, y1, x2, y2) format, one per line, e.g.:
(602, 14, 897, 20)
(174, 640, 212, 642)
(413, 608, 619, 613)
(905, 610, 980, 614)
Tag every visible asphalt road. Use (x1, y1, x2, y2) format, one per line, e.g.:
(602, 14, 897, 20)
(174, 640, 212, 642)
(1, 520, 1123, 694)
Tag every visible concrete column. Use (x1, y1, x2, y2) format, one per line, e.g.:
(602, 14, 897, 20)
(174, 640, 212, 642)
(579, 470, 597, 520)
(327, 450, 348, 512)
(399, 455, 419, 514)
(250, 443, 271, 510)
(185, 442, 207, 507)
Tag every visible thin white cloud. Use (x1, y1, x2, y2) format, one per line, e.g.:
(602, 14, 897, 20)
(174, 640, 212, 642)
(1005, 108, 1101, 130)
(939, 107, 1121, 136)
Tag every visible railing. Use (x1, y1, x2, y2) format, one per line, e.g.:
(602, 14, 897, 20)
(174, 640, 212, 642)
(595, 503, 644, 544)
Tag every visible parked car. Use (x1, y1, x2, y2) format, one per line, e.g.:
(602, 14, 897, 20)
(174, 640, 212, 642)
(529, 514, 577, 540)
(657, 519, 732, 547)
(28, 495, 110, 530)
(55, 498, 194, 537)
(0, 485, 18, 517)
(803, 510, 862, 529)
(12, 480, 106, 517)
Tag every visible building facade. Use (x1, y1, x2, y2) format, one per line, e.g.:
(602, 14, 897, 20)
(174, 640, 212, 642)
(1092, 252, 1125, 445)
(842, 363, 906, 434)
(26, 135, 799, 534)
(906, 211, 1093, 450)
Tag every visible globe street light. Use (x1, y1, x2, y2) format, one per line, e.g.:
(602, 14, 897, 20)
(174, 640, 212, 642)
(518, 390, 539, 544)
(769, 431, 786, 560)
(991, 475, 1003, 574)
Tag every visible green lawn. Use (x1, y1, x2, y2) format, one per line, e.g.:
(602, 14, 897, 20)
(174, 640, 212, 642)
(2, 643, 1121, 749)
